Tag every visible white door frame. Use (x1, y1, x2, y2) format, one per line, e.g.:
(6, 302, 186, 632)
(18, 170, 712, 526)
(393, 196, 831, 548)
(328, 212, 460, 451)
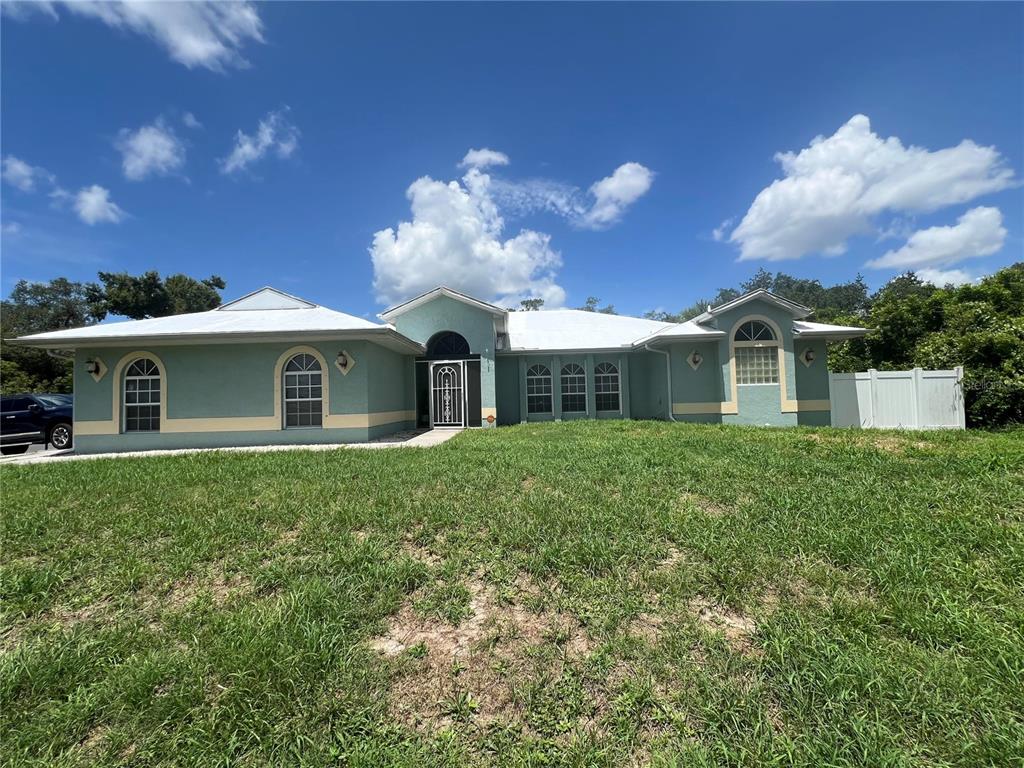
(429, 359, 467, 428)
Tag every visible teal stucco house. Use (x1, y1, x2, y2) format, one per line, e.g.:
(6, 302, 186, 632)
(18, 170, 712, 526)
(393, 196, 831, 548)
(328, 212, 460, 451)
(14, 285, 866, 453)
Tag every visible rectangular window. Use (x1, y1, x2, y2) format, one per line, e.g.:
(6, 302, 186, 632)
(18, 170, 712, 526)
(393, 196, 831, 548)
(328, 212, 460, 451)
(560, 365, 587, 413)
(594, 364, 620, 412)
(526, 368, 552, 414)
(735, 346, 779, 385)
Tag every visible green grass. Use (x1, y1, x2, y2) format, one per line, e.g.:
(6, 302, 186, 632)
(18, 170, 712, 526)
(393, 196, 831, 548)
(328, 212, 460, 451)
(1, 421, 1022, 767)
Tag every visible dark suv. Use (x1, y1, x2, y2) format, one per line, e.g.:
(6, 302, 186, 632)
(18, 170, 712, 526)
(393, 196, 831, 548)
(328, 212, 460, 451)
(1, 394, 74, 455)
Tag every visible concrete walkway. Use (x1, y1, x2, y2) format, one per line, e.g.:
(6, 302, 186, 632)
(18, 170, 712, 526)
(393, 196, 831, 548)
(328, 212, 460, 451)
(0, 428, 461, 466)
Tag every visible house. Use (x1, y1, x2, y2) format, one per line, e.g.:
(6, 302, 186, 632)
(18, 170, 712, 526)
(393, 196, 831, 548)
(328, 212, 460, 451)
(12, 285, 867, 453)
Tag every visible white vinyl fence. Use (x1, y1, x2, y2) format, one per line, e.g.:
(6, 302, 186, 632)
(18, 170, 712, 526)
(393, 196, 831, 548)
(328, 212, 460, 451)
(829, 367, 965, 430)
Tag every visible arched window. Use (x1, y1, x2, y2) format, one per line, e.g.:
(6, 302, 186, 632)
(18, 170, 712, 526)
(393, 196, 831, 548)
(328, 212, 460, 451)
(594, 362, 620, 412)
(526, 364, 552, 414)
(734, 320, 779, 385)
(427, 331, 471, 357)
(283, 353, 323, 428)
(734, 320, 775, 342)
(560, 363, 586, 413)
(124, 358, 160, 432)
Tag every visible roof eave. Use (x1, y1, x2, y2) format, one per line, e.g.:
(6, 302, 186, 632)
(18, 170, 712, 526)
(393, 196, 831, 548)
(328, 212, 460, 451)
(379, 286, 509, 323)
(9, 327, 426, 354)
(793, 329, 868, 341)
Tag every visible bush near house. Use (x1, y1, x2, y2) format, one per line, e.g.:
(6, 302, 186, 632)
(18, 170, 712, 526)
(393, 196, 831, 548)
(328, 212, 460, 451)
(2, 422, 1022, 766)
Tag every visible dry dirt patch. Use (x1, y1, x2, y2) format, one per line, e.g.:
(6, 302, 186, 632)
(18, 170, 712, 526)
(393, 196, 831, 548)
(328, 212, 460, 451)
(677, 492, 730, 518)
(370, 574, 591, 731)
(687, 597, 758, 655)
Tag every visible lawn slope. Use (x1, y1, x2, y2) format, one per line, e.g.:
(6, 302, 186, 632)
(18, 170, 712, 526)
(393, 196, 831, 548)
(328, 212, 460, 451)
(2, 422, 1023, 767)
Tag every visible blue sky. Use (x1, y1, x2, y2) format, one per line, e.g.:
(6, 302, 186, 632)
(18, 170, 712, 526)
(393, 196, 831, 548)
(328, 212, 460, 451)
(2, 2, 1022, 319)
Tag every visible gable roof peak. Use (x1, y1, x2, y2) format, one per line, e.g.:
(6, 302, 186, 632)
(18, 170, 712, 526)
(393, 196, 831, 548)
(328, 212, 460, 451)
(218, 286, 318, 311)
(379, 285, 508, 322)
(694, 289, 812, 323)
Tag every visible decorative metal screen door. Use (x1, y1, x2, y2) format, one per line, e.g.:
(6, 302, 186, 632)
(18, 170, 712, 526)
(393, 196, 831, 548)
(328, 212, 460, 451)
(431, 363, 464, 427)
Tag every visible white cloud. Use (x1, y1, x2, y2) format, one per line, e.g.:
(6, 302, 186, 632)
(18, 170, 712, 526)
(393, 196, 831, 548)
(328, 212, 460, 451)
(219, 109, 300, 174)
(712, 217, 734, 242)
(485, 159, 654, 231)
(371, 167, 565, 308)
(581, 162, 655, 229)
(866, 206, 1006, 271)
(74, 185, 125, 225)
(182, 112, 202, 129)
(2, 155, 54, 192)
(460, 148, 510, 169)
(116, 118, 186, 181)
(916, 267, 980, 287)
(730, 115, 1017, 261)
(2, 222, 23, 235)
(5, 1, 264, 71)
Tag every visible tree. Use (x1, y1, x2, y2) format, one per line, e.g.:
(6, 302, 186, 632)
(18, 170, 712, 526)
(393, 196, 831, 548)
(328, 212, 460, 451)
(1, 271, 228, 395)
(94, 271, 225, 319)
(519, 298, 545, 311)
(579, 296, 617, 314)
(0, 278, 105, 394)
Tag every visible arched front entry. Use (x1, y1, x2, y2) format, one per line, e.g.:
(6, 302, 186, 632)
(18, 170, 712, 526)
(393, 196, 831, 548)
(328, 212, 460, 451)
(416, 331, 482, 429)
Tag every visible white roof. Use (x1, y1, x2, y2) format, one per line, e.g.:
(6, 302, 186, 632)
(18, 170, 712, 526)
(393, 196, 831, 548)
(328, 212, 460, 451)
(792, 320, 868, 339)
(12, 287, 423, 353)
(632, 318, 726, 345)
(694, 289, 812, 321)
(505, 310, 675, 352)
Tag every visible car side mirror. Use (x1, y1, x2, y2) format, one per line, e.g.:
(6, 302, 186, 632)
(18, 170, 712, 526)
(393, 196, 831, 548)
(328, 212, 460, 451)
(27, 403, 41, 413)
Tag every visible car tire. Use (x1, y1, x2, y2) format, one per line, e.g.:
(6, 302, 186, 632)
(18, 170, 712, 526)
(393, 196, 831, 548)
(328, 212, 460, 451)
(48, 423, 73, 450)
(1, 444, 30, 455)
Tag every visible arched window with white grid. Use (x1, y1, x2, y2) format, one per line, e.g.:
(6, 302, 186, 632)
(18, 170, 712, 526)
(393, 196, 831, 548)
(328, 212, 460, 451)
(594, 362, 620, 413)
(283, 353, 323, 428)
(123, 358, 161, 432)
(560, 363, 587, 413)
(526, 364, 552, 414)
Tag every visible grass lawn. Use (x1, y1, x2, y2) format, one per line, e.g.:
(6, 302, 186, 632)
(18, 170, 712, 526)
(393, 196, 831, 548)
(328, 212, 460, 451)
(2, 421, 1023, 767)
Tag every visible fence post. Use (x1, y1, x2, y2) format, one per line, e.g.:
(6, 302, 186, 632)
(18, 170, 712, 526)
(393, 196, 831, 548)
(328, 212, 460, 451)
(912, 367, 923, 429)
(955, 366, 966, 429)
(867, 369, 878, 428)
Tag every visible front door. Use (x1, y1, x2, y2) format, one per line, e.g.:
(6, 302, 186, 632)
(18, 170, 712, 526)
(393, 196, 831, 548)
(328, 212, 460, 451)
(431, 362, 464, 427)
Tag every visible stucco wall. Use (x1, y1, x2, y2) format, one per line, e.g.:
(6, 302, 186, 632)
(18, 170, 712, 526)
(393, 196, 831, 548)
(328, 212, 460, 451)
(389, 295, 498, 424)
(72, 340, 414, 453)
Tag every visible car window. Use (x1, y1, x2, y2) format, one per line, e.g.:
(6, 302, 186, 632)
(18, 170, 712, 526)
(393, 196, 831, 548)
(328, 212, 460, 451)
(35, 395, 69, 407)
(2, 397, 33, 411)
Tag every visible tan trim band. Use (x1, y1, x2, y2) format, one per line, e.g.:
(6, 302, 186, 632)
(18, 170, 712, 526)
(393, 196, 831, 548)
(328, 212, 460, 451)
(673, 399, 830, 416)
(76, 409, 416, 436)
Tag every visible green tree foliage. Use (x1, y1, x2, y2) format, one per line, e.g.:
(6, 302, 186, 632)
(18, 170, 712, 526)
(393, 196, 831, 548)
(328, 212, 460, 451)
(518, 298, 545, 311)
(1, 272, 226, 395)
(578, 296, 617, 314)
(94, 271, 226, 319)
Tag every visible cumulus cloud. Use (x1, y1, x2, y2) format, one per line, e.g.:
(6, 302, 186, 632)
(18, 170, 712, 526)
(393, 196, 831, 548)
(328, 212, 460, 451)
(371, 167, 565, 308)
(116, 118, 186, 181)
(916, 267, 980, 287)
(371, 151, 655, 307)
(74, 185, 125, 225)
(2, 155, 54, 192)
(182, 112, 202, 129)
(866, 206, 1006, 271)
(4, 1, 264, 71)
(581, 162, 655, 229)
(729, 115, 1017, 261)
(219, 109, 299, 174)
(460, 148, 510, 169)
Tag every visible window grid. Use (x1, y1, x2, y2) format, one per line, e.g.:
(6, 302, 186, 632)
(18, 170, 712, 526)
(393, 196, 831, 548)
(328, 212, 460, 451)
(594, 362, 620, 412)
(526, 364, 552, 414)
(124, 358, 160, 432)
(560, 363, 587, 413)
(735, 346, 779, 385)
(734, 320, 775, 342)
(284, 353, 323, 428)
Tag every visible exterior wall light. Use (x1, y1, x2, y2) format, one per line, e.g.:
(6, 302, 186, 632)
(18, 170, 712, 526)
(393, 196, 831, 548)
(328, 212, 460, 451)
(85, 358, 107, 382)
(800, 348, 816, 367)
(335, 350, 355, 376)
(687, 350, 704, 370)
